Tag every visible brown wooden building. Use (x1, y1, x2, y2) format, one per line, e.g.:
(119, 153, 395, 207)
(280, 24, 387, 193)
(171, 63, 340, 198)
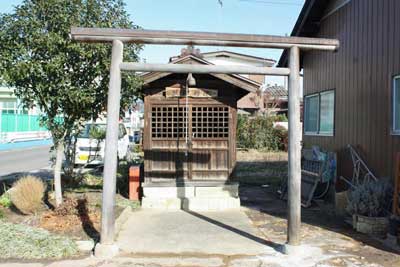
(279, 0, 400, 181)
(141, 54, 260, 186)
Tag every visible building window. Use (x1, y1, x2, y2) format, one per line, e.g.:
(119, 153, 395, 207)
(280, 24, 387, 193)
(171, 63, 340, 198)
(1, 101, 17, 114)
(392, 76, 400, 134)
(304, 94, 319, 133)
(304, 90, 335, 136)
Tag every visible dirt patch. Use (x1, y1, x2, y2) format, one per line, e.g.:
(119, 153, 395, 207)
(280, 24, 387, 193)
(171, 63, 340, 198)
(233, 150, 287, 186)
(237, 149, 288, 162)
(39, 196, 101, 241)
(1, 190, 128, 241)
(240, 185, 400, 267)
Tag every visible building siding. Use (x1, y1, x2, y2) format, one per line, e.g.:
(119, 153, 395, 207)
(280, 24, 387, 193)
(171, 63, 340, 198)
(302, 0, 400, 180)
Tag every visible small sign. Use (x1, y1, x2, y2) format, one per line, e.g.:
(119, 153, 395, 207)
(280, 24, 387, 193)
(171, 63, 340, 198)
(165, 87, 218, 98)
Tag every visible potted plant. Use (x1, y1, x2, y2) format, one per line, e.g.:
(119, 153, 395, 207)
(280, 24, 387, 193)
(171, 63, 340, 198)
(346, 179, 393, 238)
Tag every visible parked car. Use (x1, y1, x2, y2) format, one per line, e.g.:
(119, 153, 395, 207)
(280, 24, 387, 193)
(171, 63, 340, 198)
(74, 122, 129, 165)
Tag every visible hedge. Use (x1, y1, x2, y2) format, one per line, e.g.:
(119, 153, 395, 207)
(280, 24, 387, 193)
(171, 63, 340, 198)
(237, 114, 288, 151)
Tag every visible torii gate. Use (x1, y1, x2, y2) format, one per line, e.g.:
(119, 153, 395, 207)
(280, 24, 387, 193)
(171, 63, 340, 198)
(70, 27, 339, 255)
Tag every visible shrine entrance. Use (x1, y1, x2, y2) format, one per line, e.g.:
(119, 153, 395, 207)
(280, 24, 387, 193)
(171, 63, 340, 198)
(70, 27, 339, 252)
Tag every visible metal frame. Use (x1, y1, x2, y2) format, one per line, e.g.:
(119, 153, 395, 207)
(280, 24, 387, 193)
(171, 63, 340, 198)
(391, 75, 400, 135)
(303, 93, 320, 135)
(70, 27, 339, 248)
(347, 144, 378, 185)
(304, 90, 335, 136)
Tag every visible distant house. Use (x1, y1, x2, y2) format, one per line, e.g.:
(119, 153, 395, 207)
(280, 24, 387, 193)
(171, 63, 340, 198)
(0, 86, 36, 115)
(170, 47, 288, 116)
(278, 0, 400, 180)
(263, 85, 288, 116)
(237, 84, 288, 116)
(201, 50, 275, 85)
(0, 86, 48, 143)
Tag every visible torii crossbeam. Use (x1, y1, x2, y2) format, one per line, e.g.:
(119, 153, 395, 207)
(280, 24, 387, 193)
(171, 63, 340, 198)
(70, 27, 339, 255)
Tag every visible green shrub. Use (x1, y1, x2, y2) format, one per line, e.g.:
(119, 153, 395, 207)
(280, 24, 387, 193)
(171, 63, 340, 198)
(0, 193, 12, 208)
(11, 175, 46, 215)
(274, 114, 288, 122)
(273, 126, 288, 151)
(237, 114, 287, 151)
(81, 173, 103, 187)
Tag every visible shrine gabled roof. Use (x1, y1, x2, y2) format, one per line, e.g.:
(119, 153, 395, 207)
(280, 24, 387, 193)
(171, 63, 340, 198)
(140, 54, 261, 93)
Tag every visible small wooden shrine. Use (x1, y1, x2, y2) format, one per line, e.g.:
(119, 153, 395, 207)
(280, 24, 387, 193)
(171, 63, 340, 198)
(141, 52, 260, 185)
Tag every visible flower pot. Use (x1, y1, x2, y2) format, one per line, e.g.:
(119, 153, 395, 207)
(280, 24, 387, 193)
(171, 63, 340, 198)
(355, 215, 389, 238)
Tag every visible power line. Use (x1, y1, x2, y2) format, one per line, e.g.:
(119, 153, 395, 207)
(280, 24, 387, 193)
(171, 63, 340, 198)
(239, 0, 304, 6)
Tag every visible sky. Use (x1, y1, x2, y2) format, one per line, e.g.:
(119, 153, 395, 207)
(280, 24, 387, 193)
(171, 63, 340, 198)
(0, 0, 304, 86)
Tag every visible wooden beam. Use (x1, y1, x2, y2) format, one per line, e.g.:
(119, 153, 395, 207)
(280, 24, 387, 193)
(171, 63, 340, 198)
(120, 62, 291, 76)
(70, 27, 339, 51)
(287, 46, 302, 246)
(100, 39, 123, 245)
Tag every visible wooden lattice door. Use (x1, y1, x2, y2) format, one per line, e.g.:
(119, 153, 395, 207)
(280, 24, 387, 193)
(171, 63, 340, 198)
(191, 105, 230, 180)
(149, 104, 230, 182)
(150, 105, 189, 182)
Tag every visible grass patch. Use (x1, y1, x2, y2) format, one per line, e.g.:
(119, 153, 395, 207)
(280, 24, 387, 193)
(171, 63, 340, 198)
(116, 198, 141, 209)
(0, 222, 78, 259)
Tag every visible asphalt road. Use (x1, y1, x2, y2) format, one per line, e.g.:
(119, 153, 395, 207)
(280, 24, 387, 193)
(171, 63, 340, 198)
(0, 145, 52, 178)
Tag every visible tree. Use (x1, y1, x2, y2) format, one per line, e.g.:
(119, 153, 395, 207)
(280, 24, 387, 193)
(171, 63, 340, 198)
(0, 0, 142, 207)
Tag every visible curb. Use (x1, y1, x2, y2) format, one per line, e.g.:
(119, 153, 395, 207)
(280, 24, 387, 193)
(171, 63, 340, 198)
(115, 206, 133, 236)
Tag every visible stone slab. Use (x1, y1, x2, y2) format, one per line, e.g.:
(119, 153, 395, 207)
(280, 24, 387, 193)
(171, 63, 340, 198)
(75, 240, 95, 252)
(182, 197, 241, 211)
(195, 184, 238, 197)
(143, 186, 195, 198)
(94, 243, 119, 258)
(142, 184, 240, 211)
(142, 196, 240, 211)
(113, 256, 224, 267)
(116, 209, 273, 256)
(115, 206, 132, 234)
(141, 197, 183, 210)
(143, 185, 239, 198)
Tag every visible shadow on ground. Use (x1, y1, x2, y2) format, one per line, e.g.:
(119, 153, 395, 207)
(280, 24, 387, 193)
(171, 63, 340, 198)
(240, 184, 400, 256)
(185, 210, 281, 251)
(76, 198, 100, 242)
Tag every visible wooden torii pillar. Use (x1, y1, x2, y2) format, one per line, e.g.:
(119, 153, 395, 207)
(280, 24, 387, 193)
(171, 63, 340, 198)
(70, 28, 339, 255)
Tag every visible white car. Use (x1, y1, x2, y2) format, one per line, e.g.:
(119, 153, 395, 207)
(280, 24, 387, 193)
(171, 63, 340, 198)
(74, 123, 129, 165)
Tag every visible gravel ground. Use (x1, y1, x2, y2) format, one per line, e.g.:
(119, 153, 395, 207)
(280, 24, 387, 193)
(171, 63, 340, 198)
(240, 185, 400, 267)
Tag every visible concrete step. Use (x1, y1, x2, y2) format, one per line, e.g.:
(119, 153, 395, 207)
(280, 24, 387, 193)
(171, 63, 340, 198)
(141, 197, 241, 211)
(143, 184, 239, 199)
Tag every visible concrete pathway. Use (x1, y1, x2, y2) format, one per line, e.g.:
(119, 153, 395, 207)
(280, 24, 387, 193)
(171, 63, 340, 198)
(117, 209, 274, 256)
(1, 207, 397, 267)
